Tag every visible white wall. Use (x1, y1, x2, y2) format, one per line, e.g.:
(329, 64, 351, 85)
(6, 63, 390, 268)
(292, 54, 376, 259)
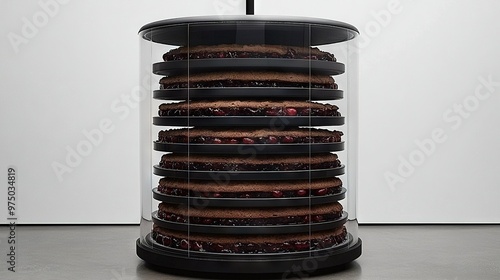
(1, 0, 499, 224)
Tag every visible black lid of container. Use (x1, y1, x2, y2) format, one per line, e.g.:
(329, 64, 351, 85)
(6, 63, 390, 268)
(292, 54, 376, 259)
(139, 16, 359, 46)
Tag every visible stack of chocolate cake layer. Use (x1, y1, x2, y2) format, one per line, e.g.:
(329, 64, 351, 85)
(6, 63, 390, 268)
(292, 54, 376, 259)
(151, 44, 347, 254)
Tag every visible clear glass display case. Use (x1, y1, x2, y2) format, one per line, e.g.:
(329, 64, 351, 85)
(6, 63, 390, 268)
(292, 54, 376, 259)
(137, 16, 360, 276)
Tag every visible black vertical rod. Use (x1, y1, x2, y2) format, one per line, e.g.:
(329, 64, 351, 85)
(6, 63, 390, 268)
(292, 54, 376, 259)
(246, 0, 254, 15)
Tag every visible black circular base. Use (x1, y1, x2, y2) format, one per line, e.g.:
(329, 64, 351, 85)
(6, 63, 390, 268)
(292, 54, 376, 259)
(136, 237, 361, 275)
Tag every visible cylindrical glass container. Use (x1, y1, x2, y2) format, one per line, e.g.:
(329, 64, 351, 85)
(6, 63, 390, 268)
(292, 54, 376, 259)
(137, 16, 360, 276)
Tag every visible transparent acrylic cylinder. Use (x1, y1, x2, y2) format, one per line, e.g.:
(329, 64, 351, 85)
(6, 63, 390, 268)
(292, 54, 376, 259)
(138, 16, 360, 275)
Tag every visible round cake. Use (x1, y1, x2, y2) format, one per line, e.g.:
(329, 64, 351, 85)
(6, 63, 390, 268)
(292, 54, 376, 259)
(157, 177, 343, 198)
(157, 202, 343, 226)
(163, 44, 337, 61)
(152, 225, 348, 253)
(158, 153, 341, 171)
(157, 127, 343, 145)
(151, 38, 348, 259)
(159, 71, 338, 89)
(158, 100, 340, 117)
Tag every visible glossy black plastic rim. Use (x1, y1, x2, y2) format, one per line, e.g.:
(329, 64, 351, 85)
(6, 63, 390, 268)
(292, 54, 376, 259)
(153, 88, 343, 101)
(153, 116, 345, 127)
(140, 16, 360, 34)
(153, 165, 345, 180)
(153, 59, 345, 76)
(136, 235, 362, 274)
(153, 141, 344, 154)
(139, 15, 359, 46)
(152, 187, 347, 207)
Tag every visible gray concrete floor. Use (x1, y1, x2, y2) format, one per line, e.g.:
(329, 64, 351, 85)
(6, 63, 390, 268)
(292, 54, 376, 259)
(0, 225, 499, 279)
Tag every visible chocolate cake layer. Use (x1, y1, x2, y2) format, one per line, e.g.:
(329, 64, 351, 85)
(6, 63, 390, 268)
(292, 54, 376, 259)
(158, 153, 341, 171)
(157, 177, 343, 198)
(158, 128, 343, 144)
(163, 44, 336, 61)
(157, 202, 342, 226)
(152, 225, 347, 253)
(158, 100, 340, 117)
(159, 71, 337, 89)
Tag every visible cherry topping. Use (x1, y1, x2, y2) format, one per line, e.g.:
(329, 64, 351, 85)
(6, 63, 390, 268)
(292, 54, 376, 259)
(272, 190, 283, 198)
(285, 108, 297, 116)
(319, 238, 332, 249)
(300, 108, 311, 116)
(242, 137, 255, 144)
(265, 108, 280, 116)
(191, 241, 203, 251)
(163, 236, 171, 246)
(214, 244, 224, 253)
(180, 239, 189, 250)
(213, 193, 222, 198)
(155, 235, 163, 243)
(213, 108, 226, 116)
(281, 136, 295, 143)
(296, 189, 308, 196)
(294, 241, 310, 251)
(312, 215, 324, 222)
(267, 136, 278, 144)
(315, 188, 328, 196)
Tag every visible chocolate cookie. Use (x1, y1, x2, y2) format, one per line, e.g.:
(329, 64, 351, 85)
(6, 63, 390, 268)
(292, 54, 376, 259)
(157, 128, 342, 145)
(152, 225, 347, 253)
(159, 71, 337, 89)
(157, 202, 343, 226)
(157, 177, 343, 198)
(158, 153, 341, 171)
(163, 44, 336, 61)
(158, 100, 340, 117)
